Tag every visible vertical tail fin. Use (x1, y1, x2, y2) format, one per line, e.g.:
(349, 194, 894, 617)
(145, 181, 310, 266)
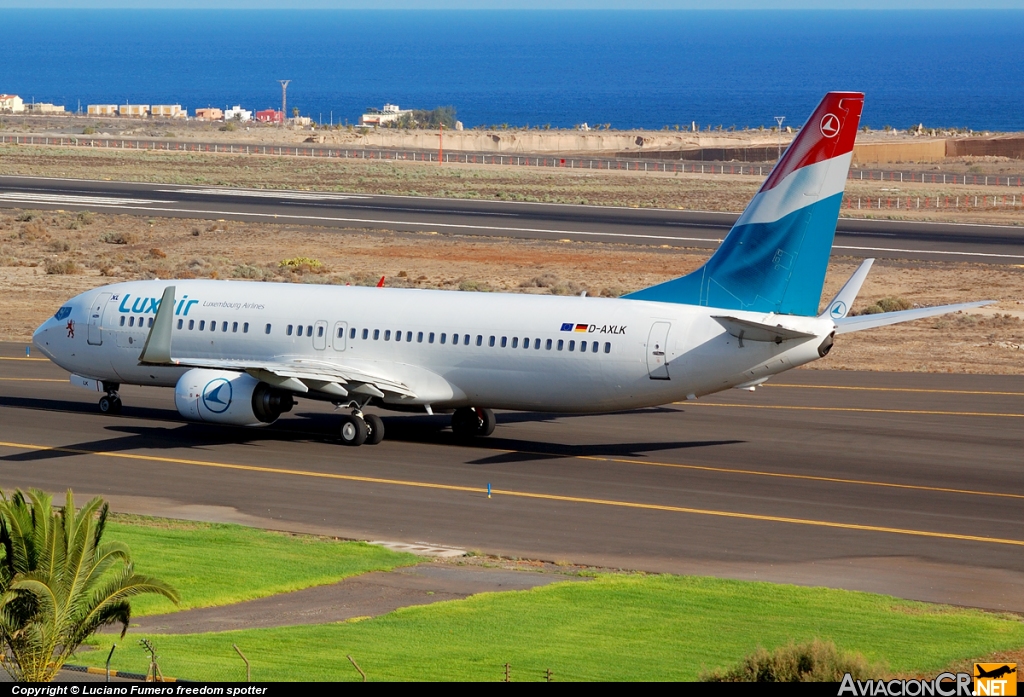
(625, 92, 864, 316)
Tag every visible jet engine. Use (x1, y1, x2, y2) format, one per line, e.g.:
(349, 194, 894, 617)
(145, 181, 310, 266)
(174, 368, 294, 427)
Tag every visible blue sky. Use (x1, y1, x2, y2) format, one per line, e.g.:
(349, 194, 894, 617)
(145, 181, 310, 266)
(2, 1, 1023, 8)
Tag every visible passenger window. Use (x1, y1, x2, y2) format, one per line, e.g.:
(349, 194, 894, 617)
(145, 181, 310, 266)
(406, 331, 412, 342)
(534, 339, 541, 350)
(265, 323, 272, 334)
(189, 320, 195, 330)
(318, 326, 324, 338)
(546, 339, 552, 350)
(512, 337, 518, 348)
(476, 335, 482, 346)
(501, 336, 507, 348)
(363, 329, 369, 340)
(373, 330, 380, 340)
(385, 330, 391, 341)
(440, 333, 447, 344)
(287, 325, 293, 336)
(452, 334, 459, 345)
(523, 337, 529, 349)
(307, 325, 312, 336)
(593, 342, 600, 353)
(569, 340, 575, 351)
(119, 316, 125, 327)
(417, 332, 424, 343)
(604, 342, 611, 353)
(395, 330, 402, 342)
(489, 336, 495, 347)
(222, 322, 228, 332)
(232, 322, 238, 332)
(337, 327, 344, 338)
(199, 320, 205, 331)
(298, 325, 304, 337)
(578, 341, 586, 353)
(429, 332, 435, 344)
(350, 328, 356, 340)
(243, 322, 249, 333)
(177, 319, 183, 330)
(128, 317, 134, 327)
(558, 339, 564, 350)
(149, 318, 154, 328)
(210, 321, 216, 332)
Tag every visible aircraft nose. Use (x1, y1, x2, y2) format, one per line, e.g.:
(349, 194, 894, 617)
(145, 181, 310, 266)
(32, 319, 56, 360)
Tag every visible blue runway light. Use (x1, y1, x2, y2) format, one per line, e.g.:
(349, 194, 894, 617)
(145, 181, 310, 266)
(487, 483, 491, 499)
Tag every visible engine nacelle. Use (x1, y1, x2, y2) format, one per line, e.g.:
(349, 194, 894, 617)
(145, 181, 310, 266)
(174, 368, 294, 427)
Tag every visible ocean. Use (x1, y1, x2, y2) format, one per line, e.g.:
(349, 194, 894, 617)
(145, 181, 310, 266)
(1, 9, 1022, 131)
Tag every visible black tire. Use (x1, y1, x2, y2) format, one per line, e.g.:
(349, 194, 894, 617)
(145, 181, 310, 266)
(339, 415, 368, 446)
(476, 408, 496, 437)
(364, 414, 385, 445)
(98, 396, 121, 415)
(451, 407, 495, 439)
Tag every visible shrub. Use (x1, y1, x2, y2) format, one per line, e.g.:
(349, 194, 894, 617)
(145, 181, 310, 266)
(458, 279, 491, 292)
(82, 126, 96, 135)
(45, 258, 80, 275)
(233, 263, 265, 280)
(19, 220, 48, 240)
(858, 297, 913, 315)
(701, 639, 885, 682)
(519, 273, 560, 289)
(279, 257, 325, 274)
(100, 231, 139, 245)
(149, 248, 167, 259)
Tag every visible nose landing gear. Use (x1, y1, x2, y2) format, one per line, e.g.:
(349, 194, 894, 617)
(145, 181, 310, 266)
(98, 383, 122, 415)
(451, 407, 496, 439)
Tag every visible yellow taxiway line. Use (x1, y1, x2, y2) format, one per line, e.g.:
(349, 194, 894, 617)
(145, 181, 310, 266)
(0, 439, 1021, 548)
(681, 402, 1024, 419)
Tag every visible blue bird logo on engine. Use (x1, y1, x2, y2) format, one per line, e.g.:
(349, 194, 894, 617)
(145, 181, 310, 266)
(202, 378, 232, 414)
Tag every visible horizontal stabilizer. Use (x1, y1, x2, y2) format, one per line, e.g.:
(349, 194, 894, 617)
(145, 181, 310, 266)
(833, 301, 994, 334)
(820, 258, 873, 320)
(713, 315, 818, 344)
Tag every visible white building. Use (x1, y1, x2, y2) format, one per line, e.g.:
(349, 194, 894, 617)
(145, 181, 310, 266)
(151, 105, 186, 119)
(88, 104, 118, 117)
(360, 103, 412, 126)
(25, 102, 66, 115)
(224, 105, 252, 122)
(119, 104, 150, 117)
(0, 95, 25, 113)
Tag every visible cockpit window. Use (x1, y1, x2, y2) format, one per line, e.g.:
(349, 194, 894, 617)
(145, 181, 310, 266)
(54, 307, 72, 321)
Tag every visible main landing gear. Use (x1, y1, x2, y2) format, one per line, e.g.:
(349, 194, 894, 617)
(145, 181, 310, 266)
(98, 383, 122, 415)
(451, 407, 496, 440)
(339, 410, 384, 447)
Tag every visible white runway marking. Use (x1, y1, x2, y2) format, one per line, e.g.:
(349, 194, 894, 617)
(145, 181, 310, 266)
(0, 192, 160, 206)
(159, 188, 372, 201)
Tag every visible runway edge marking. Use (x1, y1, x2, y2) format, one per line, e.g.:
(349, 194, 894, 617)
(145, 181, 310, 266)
(1, 440, 1022, 549)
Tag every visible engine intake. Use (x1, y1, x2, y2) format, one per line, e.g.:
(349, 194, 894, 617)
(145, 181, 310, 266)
(175, 368, 294, 427)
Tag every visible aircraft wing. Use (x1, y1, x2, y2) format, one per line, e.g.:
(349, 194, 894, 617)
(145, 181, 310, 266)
(138, 285, 416, 399)
(163, 357, 417, 399)
(833, 301, 994, 334)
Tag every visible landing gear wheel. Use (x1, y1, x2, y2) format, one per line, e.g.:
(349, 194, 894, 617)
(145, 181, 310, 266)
(98, 395, 122, 415)
(364, 414, 385, 445)
(339, 415, 368, 446)
(451, 407, 496, 439)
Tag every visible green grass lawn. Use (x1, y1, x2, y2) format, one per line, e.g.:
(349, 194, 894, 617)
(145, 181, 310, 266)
(105, 515, 418, 616)
(79, 574, 1024, 682)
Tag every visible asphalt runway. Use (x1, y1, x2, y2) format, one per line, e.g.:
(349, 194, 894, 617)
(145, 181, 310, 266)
(2, 175, 1024, 263)
(1, 342, 1022, 612)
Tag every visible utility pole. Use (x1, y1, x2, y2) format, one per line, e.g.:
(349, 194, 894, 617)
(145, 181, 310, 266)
(278, 80, 291, 126)
(438, 122, 443, 164)
(774, 116, 785, 160)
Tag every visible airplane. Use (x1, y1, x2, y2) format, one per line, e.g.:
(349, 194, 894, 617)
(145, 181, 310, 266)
(975, 665, 1016, 680)
(32, 92, 991, 446)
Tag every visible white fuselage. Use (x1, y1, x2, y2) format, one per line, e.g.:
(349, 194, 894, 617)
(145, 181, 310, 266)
(33, 279, 834, 413)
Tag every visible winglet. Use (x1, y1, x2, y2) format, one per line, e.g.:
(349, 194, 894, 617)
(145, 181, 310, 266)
(820, 258, 874, 320)
(139, 285, 175, 365)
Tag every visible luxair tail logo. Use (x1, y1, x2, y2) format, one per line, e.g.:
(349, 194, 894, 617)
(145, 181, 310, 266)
(202, 378, 233, 414)
(975, 663, 1017, 696)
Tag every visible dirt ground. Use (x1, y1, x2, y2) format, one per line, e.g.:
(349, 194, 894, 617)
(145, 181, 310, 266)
(2, 208, 1022, 374)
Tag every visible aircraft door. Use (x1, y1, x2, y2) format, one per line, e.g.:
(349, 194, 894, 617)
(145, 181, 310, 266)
(646, 322, 671, 380)
(87, 293, 111, 346)
(313, 320, 328, 350)
(332, 322, 347, 351)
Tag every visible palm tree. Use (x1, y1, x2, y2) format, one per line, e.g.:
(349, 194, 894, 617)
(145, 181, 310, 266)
(0, 489, 179, 682)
